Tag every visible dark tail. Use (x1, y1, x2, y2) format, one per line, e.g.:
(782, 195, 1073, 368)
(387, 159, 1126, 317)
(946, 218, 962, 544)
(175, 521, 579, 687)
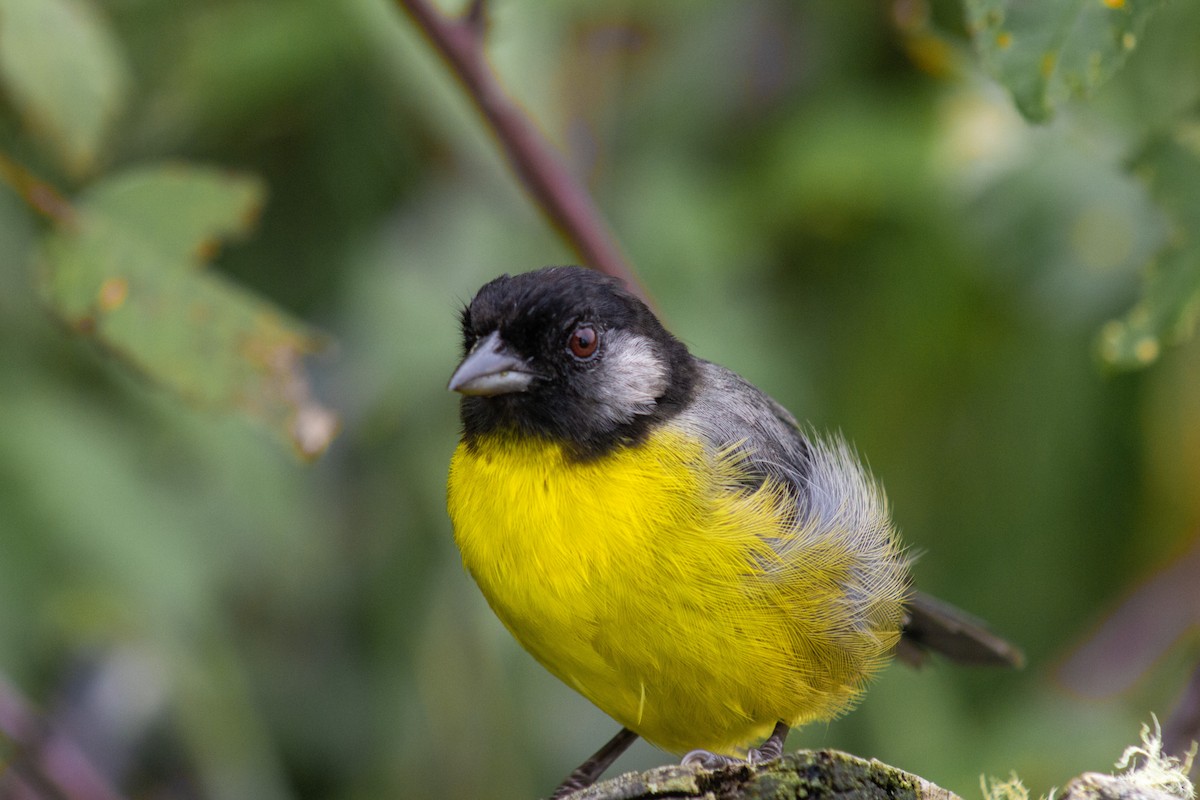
(896, 591, 1025, 669)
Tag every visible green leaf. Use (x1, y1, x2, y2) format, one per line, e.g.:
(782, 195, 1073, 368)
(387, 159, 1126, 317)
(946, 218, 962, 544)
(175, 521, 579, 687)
(0, 0, 130, 175)
(1098, 122, 1200, 369)
(37, 164, 339, 458)
(965, 0, 1165, 123)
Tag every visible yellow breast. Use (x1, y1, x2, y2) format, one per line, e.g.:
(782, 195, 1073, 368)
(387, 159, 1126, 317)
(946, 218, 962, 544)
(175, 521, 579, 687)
(446, 427, 902, 754)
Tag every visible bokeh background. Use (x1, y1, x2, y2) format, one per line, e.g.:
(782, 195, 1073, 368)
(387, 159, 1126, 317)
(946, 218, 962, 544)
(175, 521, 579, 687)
(2, 1, 1200, 798)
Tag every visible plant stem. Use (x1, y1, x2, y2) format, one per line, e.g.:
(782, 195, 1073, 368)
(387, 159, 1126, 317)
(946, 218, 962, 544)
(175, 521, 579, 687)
(394, 0, 648, 302)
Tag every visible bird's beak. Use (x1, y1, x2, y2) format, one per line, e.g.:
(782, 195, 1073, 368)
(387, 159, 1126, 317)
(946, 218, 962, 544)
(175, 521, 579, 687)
(448, 330, 535, 396)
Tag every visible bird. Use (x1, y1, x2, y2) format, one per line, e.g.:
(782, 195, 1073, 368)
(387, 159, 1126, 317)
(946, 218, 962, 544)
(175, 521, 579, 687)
(445, 266, 1022, 798)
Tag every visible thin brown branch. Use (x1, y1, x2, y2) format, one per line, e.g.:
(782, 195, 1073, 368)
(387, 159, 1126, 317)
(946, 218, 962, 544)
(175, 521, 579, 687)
(1057, 534, 1200, 698)
(0, 676, 126, 800)
(1164, 662, 1200, 773)
(463, 0, 487, 37)
(395, 0, 649, 303)
(0, 151, 75, 225)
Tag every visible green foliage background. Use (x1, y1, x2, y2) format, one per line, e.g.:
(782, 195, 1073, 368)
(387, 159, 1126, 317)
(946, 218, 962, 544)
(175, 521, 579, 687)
(2, 1, 1200, 798)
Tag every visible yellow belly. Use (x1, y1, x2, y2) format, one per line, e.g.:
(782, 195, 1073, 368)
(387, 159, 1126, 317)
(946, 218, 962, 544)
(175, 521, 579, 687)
(446, 428, 901, 754)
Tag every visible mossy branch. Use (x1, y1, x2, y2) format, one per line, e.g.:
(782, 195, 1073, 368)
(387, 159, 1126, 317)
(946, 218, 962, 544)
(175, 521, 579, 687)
(559, 749, 961, 800)
(564, 725, 1199, 800)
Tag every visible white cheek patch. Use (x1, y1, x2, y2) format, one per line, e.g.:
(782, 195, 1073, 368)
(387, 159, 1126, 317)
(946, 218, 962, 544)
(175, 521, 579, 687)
(588, 330, 669, 423)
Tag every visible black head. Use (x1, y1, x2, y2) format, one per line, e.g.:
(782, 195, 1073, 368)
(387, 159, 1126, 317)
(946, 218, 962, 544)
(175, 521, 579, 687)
(449, 266, 696, 457)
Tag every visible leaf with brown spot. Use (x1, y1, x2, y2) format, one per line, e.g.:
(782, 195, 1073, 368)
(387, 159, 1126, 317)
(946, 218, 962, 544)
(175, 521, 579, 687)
(1098, 121, 1200, 370)
(36, 163, 339, 459)
(965, 0, 1165, 122)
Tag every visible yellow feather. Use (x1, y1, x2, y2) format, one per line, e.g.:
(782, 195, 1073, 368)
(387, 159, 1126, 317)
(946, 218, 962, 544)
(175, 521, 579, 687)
(447, 426, 905, 755)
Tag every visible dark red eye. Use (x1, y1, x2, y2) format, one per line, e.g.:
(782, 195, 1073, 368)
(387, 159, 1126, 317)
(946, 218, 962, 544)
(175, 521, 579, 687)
(568, 325, 599, 360)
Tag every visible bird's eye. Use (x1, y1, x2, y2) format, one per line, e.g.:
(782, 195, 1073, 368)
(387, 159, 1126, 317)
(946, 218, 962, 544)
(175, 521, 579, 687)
(567, 325, 599, 360)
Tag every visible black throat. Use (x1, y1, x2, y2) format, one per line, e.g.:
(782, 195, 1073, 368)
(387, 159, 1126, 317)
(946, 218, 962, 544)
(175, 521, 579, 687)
(459, 339, 698, 460)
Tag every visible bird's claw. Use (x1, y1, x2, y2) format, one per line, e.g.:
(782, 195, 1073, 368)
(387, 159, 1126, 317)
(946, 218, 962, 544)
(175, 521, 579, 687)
(681, 749, 742, 770)
(681, 721, 787, 771)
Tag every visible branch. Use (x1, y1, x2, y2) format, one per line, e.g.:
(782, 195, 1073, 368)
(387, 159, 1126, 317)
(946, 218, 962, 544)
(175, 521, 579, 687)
(0, 675, 127, 800)
(394, 0, 649, 303)
(565, 741, 1200, 800)
(1165, 663, 1200, 774)
(1057, 533, 1200, 769)
(560, 749, 960, 800)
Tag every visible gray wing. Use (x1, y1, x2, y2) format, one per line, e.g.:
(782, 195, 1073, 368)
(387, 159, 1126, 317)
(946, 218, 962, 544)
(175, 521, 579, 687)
(669, 360, 897, 564)
(670, 360, 908, 636)
(671, 360, 885, 534)
(671, 360, 814, 494)
(669, 361, 1023, 669)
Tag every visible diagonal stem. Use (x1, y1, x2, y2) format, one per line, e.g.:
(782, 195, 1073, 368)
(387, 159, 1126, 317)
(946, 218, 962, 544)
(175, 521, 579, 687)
(394, 0, 648, 303)
(0, 675, 127, 800)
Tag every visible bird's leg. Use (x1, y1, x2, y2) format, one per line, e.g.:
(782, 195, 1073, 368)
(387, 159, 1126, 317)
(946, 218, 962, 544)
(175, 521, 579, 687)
(750, 720, 789, 762)
(551, 727, 639, 799)
(681, 721, 790, 770)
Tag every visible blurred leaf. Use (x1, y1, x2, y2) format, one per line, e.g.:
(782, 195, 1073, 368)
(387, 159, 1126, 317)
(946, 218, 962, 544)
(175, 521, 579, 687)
(0, 0, 129, 176)
(965, 0, 1164, 122)
(142, 0, 367, 147)
(36, 164, 339, 458)
(1098, 122, 1200, 369)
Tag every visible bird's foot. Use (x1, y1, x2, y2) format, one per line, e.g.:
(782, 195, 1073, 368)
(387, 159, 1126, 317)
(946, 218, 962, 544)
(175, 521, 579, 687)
(681, 749, 743, 769)
(681, 721, 789, 770)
